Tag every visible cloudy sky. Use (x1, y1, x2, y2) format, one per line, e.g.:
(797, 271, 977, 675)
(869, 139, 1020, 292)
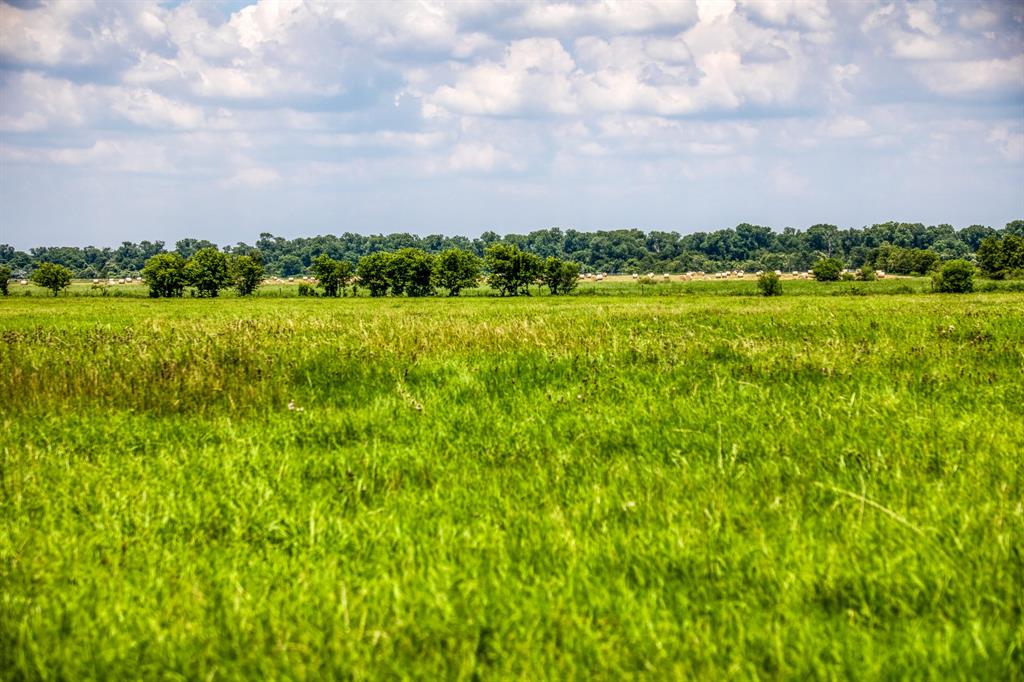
(1, 0, 1022, 249)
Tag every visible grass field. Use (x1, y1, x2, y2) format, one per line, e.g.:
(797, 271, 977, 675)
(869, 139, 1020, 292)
(2, 285, 1023, 679)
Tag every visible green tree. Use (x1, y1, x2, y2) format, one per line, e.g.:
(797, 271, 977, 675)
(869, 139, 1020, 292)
(356, 251, 394, 297)
(756, 270, 782, 296)
(485, 243, 541, 296)
(433, 249, 481, 296)
(142, 253, 188, 298)
(932, 259, 974, 293)
(1003, 235, 1024, 276)
(278, 254, 304, 277)
(30, 262, 73, 296)
(232, 253, 265, 297)
(389, 248, 435, 297)
(185, 248, 232, 297)
(174, 238, 216, 260)
(975, 236, 1006, 279)
(310, 254, 351, 297)
(540, 257, 581, 295)
(875, 246, 940, 275)
(811, 257, 844, 282)
(0, 264, 10, 296)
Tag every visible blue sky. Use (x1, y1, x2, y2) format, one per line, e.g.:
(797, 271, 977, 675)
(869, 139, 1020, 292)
(1, 0, 1022, 249)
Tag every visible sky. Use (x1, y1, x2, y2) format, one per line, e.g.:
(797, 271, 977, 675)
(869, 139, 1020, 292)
(1, 0, 1022, 250)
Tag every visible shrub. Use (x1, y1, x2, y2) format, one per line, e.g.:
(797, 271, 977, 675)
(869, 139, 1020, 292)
(310, 254, 351, 297)
(185, 248, 232, 297)
(433, 249, 481, 296)
(231, 253, 265, 297)
(856, 264, 877, 281)
(840, 271, 856, 281)
(812, 257, 844, 282)
(932, 259, 974, 293)
(297, 283, 317, 297)
(0, 265, 10, 296)
(142, 253, 188, 298)
(30, 262, 73, 296)
(541, 257, 581, 295)
(756, 270, 782, 296)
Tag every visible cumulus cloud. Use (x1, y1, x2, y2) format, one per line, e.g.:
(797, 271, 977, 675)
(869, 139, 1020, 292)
(427, 38, 579, 116)
(913, 55, 1024, 95)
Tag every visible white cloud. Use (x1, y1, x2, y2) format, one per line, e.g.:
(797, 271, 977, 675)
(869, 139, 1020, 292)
(0, 72, 206, 132)
(737, 0, 831, 31)
(989, 125, 1024, 162)
(821, 115, 871, 138)
(48, 139, 173, 174)
(109, 89, 206, 129)
(511, 1, 699, 35)
(696, 0, 735, 24)
(906, 1, 941, 37)
(0, 72, 88, 131)
(913, 55, 1024, 95)
(310, 131, 448, 150)
(427, 38, 579, 116)
(958, 9, 999, 31)
(448, 142, 502, 172)
(890, 33, 960, 60)
(223, 166, 282, 188)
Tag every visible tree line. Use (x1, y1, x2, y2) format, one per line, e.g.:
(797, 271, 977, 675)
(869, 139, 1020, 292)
(2, 220, 1022, 281)
(1, 244, 582, 298)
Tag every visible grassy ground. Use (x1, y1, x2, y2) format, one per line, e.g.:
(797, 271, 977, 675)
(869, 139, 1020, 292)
(1, 287, 1022, 679)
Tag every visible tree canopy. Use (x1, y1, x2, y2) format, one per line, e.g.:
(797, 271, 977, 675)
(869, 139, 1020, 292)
(4, 220, 1022, 280)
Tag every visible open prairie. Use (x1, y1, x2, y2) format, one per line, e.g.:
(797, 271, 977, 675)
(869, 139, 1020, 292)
(2, 286, 1022, 679)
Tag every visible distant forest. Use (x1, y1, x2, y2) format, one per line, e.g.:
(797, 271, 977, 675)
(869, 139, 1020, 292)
(3, 220, 1022, 278)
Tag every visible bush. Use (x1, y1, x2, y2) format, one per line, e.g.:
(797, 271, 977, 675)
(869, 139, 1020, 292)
(856, 264, 877, 281)
(297, 283, 317, 297)
(540, 257, 581, 295)
(231, 253, 265, 297)
(143, 253, 188, 298)
(310, 254, 351, 297)
(840, 271, 855, 281)
(0, 265, 10, 296)
(185, 248, 232, 297)
(756, 270, 782, 296)
(30, 262, 73, 296)
(932, 259, 974, 293)
(433, 249, 481, 296)
(812, 257, 844, 282)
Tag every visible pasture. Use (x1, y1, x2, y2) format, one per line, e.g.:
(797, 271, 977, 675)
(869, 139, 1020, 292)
(1, 287, 1022, 679)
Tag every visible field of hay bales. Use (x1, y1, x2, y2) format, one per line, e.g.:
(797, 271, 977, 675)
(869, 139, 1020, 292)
(2, 286, 1022, 679)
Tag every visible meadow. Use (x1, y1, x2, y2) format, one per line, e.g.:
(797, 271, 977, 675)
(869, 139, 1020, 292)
(1, 283, 1022, 680)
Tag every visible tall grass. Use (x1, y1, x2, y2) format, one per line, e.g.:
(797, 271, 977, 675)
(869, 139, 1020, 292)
(1, 292, 1022, 679)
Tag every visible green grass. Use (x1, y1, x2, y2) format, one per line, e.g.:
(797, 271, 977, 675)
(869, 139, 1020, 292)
(1, 289, 1022, 680)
